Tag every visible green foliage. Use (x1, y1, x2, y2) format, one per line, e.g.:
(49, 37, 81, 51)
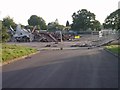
(91, 20, 101, 31)
(28, 15, 47, 30)
(103, 9, 120, 30)
(47, 20, 65, 31)
(65, 21, 71, 30)
(2, 16, 16, 29)
(2, 44, 37, 62)
(57, 24, 65, 31)
(71, 9, 101, 31)
(66, 21, 70, 27)
(47, 22, 56, 31)
(1, 16, 15, 43)
(1, 25, 10, 42)
(36, 25, 41, 30)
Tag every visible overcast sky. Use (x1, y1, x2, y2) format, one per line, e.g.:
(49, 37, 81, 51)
(0, 0, 119, 25)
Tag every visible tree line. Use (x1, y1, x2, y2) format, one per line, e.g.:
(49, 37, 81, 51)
(0, 9, 120, 42)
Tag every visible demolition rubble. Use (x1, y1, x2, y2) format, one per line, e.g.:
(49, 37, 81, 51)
(8, 25, 119, 48)
(8, 25, 78, 43)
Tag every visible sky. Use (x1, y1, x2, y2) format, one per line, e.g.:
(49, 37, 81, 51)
(0, 0, 119, 26)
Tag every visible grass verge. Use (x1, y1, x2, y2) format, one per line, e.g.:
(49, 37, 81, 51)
(105, 45, 120, 54)
(2, 43, 37, 62)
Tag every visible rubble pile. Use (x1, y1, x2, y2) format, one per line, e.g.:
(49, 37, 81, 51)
(8, 25, 77, 42)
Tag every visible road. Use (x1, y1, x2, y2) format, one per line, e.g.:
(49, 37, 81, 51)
(2, 47, 118, 88)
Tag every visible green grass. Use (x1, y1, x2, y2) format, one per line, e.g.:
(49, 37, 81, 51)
(2, 44, 37, 62)
(105, 45, 120, 54)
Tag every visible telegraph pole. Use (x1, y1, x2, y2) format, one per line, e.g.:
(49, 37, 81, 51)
(60, 31, 63, 50)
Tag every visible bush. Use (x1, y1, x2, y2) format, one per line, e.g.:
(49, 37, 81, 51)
(1, 26, 10, 42)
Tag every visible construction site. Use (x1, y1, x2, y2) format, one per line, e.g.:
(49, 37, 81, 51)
(7, 24, 119, 50)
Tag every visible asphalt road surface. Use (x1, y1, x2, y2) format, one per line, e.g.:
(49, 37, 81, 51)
(2, 47, 118, 88)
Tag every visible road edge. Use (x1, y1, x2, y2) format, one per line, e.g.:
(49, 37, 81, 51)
(104, 47, 119, 58)
(2, 51, 40, 66)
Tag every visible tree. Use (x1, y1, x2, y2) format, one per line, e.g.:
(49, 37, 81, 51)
(66, 21, 70, 27)
(55, 19, 59, 24)
(103, 9, 120, 30)
(1, 25, 10, 42)
(47, 22, 57, 31)
(47, 19, 65, 32)
(28, 15, 47, 30)
(64, 21, 71, 31)
(2, 16, 16, 29)
(71, 9, 100, 31)
(91, 20, 101, 31)
(57, 24, 65, 31)
(1, 17, 13, 42)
